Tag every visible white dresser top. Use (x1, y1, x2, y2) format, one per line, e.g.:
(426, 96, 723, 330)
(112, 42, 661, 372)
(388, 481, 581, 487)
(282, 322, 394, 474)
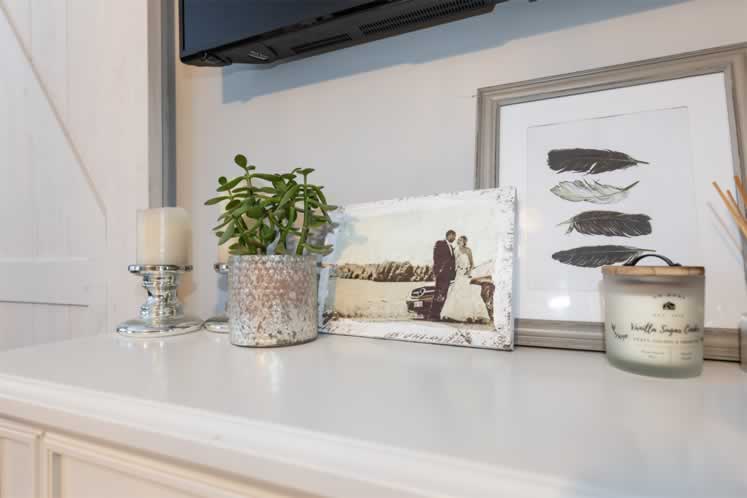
(0, 332, 744, 497)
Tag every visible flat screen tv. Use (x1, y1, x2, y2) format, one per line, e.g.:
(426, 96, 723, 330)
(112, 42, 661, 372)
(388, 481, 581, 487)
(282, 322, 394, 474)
(180, 0, 502, 66)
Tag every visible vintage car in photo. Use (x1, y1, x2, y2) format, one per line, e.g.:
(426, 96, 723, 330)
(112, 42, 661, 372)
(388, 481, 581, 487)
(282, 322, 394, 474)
(406, 263, 495, 321)
(406, 285, 436, 318)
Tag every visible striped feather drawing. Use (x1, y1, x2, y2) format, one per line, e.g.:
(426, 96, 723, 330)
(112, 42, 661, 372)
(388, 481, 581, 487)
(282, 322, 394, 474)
(559, 211, 652, 237)
(552, 246, 654, 268)
(548, 148, 649, 175)
(550, 179, 639, 204)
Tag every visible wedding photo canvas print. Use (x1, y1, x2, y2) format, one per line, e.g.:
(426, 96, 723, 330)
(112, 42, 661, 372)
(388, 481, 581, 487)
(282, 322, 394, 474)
(318, 188, 516, 350)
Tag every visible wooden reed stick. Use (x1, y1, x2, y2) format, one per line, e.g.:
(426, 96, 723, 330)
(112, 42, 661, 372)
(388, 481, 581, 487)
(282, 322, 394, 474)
(713, 181, 747, 239)
(726, 189, 742, 214)
(735, 175, 747, 211)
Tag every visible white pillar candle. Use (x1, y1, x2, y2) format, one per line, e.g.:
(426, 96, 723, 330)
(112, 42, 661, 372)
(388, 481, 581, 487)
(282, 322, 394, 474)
(136, 208, 191, 266)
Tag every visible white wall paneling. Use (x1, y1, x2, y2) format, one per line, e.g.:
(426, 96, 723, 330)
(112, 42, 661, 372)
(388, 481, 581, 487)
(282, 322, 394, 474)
(0, 0, 158, 347)
(1, 0, 28, 48)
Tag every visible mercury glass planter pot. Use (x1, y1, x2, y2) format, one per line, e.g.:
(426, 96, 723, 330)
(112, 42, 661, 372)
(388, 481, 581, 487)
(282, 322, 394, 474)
(227, 255, 318, 347)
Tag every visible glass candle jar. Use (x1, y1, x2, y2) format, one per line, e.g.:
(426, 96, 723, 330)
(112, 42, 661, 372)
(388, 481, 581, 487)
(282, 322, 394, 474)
(602, 255, 705, 378)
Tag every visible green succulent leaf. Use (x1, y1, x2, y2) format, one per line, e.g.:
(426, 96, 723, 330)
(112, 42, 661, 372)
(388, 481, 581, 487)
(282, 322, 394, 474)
(303, 243, 333, 255)
(204, 196, 229, 206)
(212, 219, 231, 231)
(224, 199, 241, 211)
(239, 247, 259, 255)
(217, 177, 243, 192)
(240, 238, 264, 249)
(252, 173, 281, 182)
(278, 185, 299, 209)
(218, 223, 235, 245)
(230, 199, 257, 218)
(245, 206, 265, 219)
(310, 185, 327, 204)
(310, 218, 328, 228)
(260, 197, 281, 208)
(234, 154, 248, 168)
(260, 223, 276, 242)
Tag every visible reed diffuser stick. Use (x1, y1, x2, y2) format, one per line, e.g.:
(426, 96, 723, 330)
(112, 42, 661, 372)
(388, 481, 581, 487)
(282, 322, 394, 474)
(735, 175, 747, 208)
(713, 181, 747, 239)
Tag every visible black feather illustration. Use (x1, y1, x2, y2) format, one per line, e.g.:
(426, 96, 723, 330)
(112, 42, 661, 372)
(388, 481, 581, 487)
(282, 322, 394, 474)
(548, 148, 649, 175)
(552, 246, 654, 268)
(559, 211, 652, 237)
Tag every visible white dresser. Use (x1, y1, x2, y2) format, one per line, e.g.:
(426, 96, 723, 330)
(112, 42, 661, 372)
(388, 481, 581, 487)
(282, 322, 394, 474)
(0, 332, 744, 497)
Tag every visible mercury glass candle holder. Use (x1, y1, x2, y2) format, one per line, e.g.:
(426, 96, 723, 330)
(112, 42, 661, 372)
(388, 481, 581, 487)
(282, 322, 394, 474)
(116, 265, 203, 338)
(204, 263, 229, 333)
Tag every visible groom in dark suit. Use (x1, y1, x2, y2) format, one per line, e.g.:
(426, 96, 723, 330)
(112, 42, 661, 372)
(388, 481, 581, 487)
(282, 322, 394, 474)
(429, 230, 457, 321)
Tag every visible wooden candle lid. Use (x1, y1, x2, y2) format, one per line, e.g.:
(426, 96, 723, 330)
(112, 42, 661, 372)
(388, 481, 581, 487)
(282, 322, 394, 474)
(602, 265, 705, 277)
(602, 253, 704, 277)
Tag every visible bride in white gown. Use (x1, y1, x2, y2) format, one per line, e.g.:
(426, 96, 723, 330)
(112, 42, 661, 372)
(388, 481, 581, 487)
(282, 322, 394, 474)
(440, 236, 490, 323)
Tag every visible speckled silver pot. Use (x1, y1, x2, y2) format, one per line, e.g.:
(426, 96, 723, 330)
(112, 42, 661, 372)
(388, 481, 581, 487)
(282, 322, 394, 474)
(227, 255, 318, 347)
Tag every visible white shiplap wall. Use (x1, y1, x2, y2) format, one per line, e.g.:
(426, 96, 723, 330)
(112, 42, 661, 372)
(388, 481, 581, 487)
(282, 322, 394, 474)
(0, 0, 153, 349)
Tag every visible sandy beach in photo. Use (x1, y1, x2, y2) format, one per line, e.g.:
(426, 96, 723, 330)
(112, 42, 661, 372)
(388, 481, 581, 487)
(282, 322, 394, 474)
(328, 279, 426, 320)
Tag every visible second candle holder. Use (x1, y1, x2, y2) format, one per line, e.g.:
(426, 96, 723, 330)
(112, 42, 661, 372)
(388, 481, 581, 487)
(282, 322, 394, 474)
(204, 263, 229, 333)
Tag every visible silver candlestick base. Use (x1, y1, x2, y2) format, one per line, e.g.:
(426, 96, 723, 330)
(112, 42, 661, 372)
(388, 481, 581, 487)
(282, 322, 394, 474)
(204, 263, 229, 334)
(116, 264, 203, 338)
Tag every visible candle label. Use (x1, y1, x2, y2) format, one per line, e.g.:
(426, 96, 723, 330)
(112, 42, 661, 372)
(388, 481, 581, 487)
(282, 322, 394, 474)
(606, 292, 704, 367)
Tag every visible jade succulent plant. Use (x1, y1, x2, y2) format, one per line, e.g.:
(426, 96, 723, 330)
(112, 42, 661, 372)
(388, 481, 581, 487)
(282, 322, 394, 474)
(205, 154, 336, 256)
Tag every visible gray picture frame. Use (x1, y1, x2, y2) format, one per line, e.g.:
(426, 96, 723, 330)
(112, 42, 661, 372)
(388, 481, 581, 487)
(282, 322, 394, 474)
(475, 43, 747, 361)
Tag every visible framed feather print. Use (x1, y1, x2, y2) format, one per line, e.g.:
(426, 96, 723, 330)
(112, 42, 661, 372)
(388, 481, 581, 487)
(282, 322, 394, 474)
(475, 44, 747, 360)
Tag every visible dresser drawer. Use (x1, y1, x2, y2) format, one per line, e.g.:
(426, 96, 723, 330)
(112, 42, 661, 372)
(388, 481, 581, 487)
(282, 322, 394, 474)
(0, 417, 41, 498)
(40, 433, 306, 498)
